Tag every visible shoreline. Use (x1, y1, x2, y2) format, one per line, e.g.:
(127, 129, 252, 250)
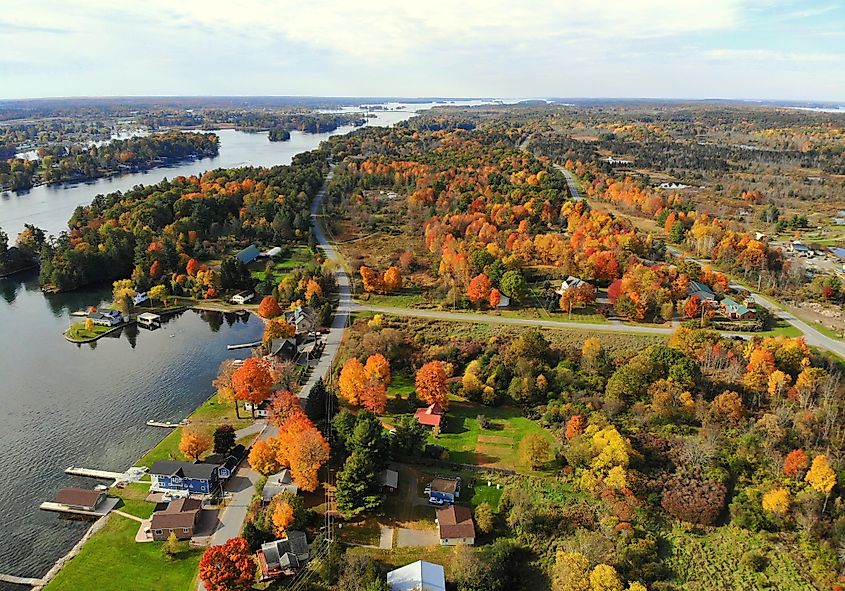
(62, 306, 190, 344)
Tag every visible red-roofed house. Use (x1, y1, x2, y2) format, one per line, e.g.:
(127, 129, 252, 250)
(414, 403, 446, 429)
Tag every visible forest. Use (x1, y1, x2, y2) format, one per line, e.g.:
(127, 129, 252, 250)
(0, 131, 219, 191)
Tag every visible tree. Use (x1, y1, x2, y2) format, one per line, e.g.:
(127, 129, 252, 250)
(162, 531, 185, 559)
(179, 427, 211, 461)
(552, 550, 590, 591)
(360, 266, 385, 294)
(467, 273, 492, 304)
(360, 380, 387, 414)
(84, 318, 95, 332)
(711, 390, 744, 423)
(305, 377, 329, 422)
(339, 357, 368, 405)
(213, 424, 236, 454)
(336, 450, 382, 517)
(269, 390, 305, 426)
(383, 266, 403, 292)
(500, 270, 527, 302)
(276, 415, 330, 492)
(684, 295, 702, 319)
(249, 439, 281, 475)
(784, 449, 809, 478)
(519, 432, 550, 470)
(767, 370, 792, 400)
(271, 498, 294, 537)
(475, 502, 495, 534)
(661, 477, 726, 525)
(305, 278, 323, 301)
(566, 415, 586, 440)
(112, 279, 136, 312)
(257, 295, 282, 319)
(263, 318, 295, 345)
(415, 360, 449, 408)
(590, 564, 624, 591)
(231, 358, 273, 415)
(186, 258, 201, 277)
(149, 284, 168, 304)
(389, 415, 427, 460)
(489, 288, 501, 308)
(364, 353, 391, 385)
(805, 455, 836, 508)
(198, 537, 256, 591)
(762, 488, 791, 515)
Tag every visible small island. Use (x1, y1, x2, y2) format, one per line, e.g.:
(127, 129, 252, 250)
(268, 127, 291, 142)
(0, 224, 43, 277)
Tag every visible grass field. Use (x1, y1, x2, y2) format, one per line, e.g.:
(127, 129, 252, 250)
(43, 515, 202, 591)
(250, 246, 316, 282)
(65, 323, 115, 341)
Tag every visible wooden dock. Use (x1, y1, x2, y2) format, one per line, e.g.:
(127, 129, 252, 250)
(146, 419, 187, 428)
(226, 340, 261, 350)
(65, 467, 126, 480)
(0, 573, 42, 587)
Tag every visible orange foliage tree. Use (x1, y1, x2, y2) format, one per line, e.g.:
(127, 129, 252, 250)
(199, 537, 255, 591)
(179, 427, 211, 461)
(338, 357, 367, 405)
(269, 390, 305, 426)
(276, 415, 330, 491)
(489, 288, 501, 308)
(271, 498, 294, 537)
(248, 439, 281, 475)
(359, 266, 385, 294)
(257, 296, 283, 319)
(467, 273, 492, 304)
(565, 415, 585, 441)
(364, 353, 391, 385)
(383, 266, 403, 292)
(415, 361, 450, 408)
(784, 449, 808, 478)
(232, 358, 274, 414)
(360, 380, 388, 414)
(304, 278, 323, 301)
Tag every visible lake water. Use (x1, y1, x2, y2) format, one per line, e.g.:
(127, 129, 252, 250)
(0, 100, 500, 582)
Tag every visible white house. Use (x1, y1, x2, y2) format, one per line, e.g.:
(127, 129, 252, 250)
(387, 561, 446, 591)
(133, 292, 148, 306)
(554, 276, 587, 296)
(496, 294, 510, 308)
(231, 291, 254, 305)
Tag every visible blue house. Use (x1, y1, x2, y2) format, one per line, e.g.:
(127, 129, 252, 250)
(236, 245, 260, 265)
(426, 477, 461, 505)
(150, 460, 221, 496)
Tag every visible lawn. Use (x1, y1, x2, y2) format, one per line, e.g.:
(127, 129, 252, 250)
(249, 246, 316, 282)
(752, 318, 802, 338)
(424, 399, 555, 472)
(65, 323, 115, 341)
(44, 515, 202, 591)
(807, 320, 844, 340)
(337, 519, 381, 545)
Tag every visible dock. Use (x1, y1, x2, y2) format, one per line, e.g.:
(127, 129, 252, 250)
(227, 340, 261, 350)
(64, 467, 126, 480)
(146, 419, 188, 428)
(39, 497, 119, 517)
(0, 573, 43, 587)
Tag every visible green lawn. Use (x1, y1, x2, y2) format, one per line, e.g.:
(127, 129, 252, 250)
(44, 515, 202, 591)
(356, 291, 426, 308)
(752, 318, 802, 338)
(807, 320, 844, 340)
(250, 246, 316, 282)
(65, 323, 115, 341)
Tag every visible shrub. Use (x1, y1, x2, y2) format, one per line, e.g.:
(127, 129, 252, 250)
(661, 477, 726, 525)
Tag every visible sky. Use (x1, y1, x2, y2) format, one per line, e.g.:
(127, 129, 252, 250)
(1, 0, 844, 101)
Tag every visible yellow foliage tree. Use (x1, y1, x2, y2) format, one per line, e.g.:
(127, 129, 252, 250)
(589, 564, 624, 591)
(762, 488, 791, 515)
(248, 439, 281, 475)
(590, 426, 632, 471)
(605, 466, 628, 489)
(179, 427, 211, 461)
(552, 550, 590, 591)
(271, 498, 294, 537)
(805, 455, 836, 496)
(767, 370, 791, 399)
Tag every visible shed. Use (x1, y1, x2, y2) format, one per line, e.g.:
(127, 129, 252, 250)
(380, 469, 399, 493)
(387, 560, 446, 591)
(54, 488, 106, 512)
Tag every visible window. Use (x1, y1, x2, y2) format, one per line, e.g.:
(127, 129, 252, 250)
(154, 529, 162, 535)
(183, 528, 190, 533)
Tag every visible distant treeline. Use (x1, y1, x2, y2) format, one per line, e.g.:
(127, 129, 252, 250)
(136, 110, 366, 137)
(0, 131, 219, 191)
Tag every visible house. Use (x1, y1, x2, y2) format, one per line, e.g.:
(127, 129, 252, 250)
(387, 560, 446, 591)
(244, 398, 272, 418)
(133, 292, 148, 306)
(789, 241, 813, 257)
(150, 460, 221, 496)
(720, 297, 756, 320)
(496, 293, 510, 308)
(268, 337, 300, 362)
(686, 280, 717, 302)
(261, 246, 283, 258)
(415, 403, 446, 430)
(203, 444, 247, 480)
(150, 497, 203, 541)
(436, 505, 475, 545)
(262, 469, 299, 504)
(258, 531, 310, 581)
(230, 291, 254, 305)
(87, 309, 124, 327)
(657, 182, 690, 189)
(380, 469, 399, 493)
(427, 477, 461, 505)
(236, 244, 261, 265)
(285, 306, 317, 335)
(554, 275, 587, 296)
(54, 488, 106, 512)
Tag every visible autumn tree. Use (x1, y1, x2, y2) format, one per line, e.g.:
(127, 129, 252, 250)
(383, 266, 403, 292)
(248, 438, 281, 475)
(805, 454, 836, 510)
(784, 449, 809, 478)
(590, 564, 624, 591)
(519, 432, 550, 470)
(415, 360, 450, 408)
(467, 273, 492, 305)
(360, 265, 385, 294)
(179, 427, 211, 461)
(661, 477, 726, 525)
(269, 390, 305, 426)
(552, 550, 590, 591)
(364, 353, 391, 385)
(489, 287, 502, 308)
(263, 318, 295, 345)
(767, 370, 792, 400)
(566, 415, 586, 440)
(475, 502, 495, 534)
(359, 380, 387, 414)
(684, 295, 702, 319)
(257, 295, 283, 319)
(271, 498, 294, 537)
(231, 358, 274, 416)
(304, 278, 323, 301)
(743, 348, 775, 395)
(276, 415, 330, 492)
(711, 390, 744, 424)
(339, 357, 367, 405)
(762, 488, 791, 515)
(186, 258, 201, 277)
(198, 537, 256, 591)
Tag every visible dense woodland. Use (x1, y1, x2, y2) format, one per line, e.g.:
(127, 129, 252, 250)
(0, 131, 219, 191)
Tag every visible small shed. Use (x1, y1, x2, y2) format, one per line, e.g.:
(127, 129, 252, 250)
(380, 469, 399, 493)
(54, 488, 106, 512)
(137, 312, 161, 328)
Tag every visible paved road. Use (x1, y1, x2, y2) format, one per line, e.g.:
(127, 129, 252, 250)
(665, 245, 845, 359)
(355, 303, 674, 335)
(554, 163, 585, 202)
(199, 168, 350, 588)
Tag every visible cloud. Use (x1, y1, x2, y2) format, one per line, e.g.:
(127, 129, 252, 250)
(703, 48, 845, 63)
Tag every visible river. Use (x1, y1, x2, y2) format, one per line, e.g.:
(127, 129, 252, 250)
(0, 99, 503, 582)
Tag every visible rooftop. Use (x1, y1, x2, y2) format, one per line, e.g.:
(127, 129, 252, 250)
(387, 560, 446, 591)
(54, 488, 104, 507)
(150, 460, 218, 480)
(437, 505, 475, 539)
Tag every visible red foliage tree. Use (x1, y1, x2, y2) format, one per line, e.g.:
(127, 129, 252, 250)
(467, 273, 492, 304)
(360, 380, 388, 414)
(661, 478, 726, 525)
(784, 448, 809, 478)
(565, 415, 585, 440)
(257, 296, 283, 319)
(489, 288, 501, 308)
(684, 295, 702, 319)
(198, 537, 256, 591)
(415, 360, 450, 409)
(186, 258, 201, 277)
(269, 390, 305, 426)
(149, 260, 162, 279)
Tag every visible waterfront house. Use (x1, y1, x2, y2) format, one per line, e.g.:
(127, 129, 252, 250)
(262, 468, 299, 504)
(686, 280, 717, 302)
(87, 309, 124, 327)
(231, 291, 254, 305)
(387, 561, 446, 591)
(150, 497, 203, 541)
(380, 469, 399, 493)
(137, 312, 161, 328)
(436, 505, 475, 545)
(258, 531, 310, 581)
(203, 444, 247, 480)
(150, 460, 221, 496)
(427, 477, 461, 505)
(243, 398, 272, 418)
(285, 306, 317, 335)
(236, 244, 260, 265)
(54, 488, 106, 512)
(788, 241, 813, 257)
(720, 297, 756, 320)
(415, 403, 446, 430)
